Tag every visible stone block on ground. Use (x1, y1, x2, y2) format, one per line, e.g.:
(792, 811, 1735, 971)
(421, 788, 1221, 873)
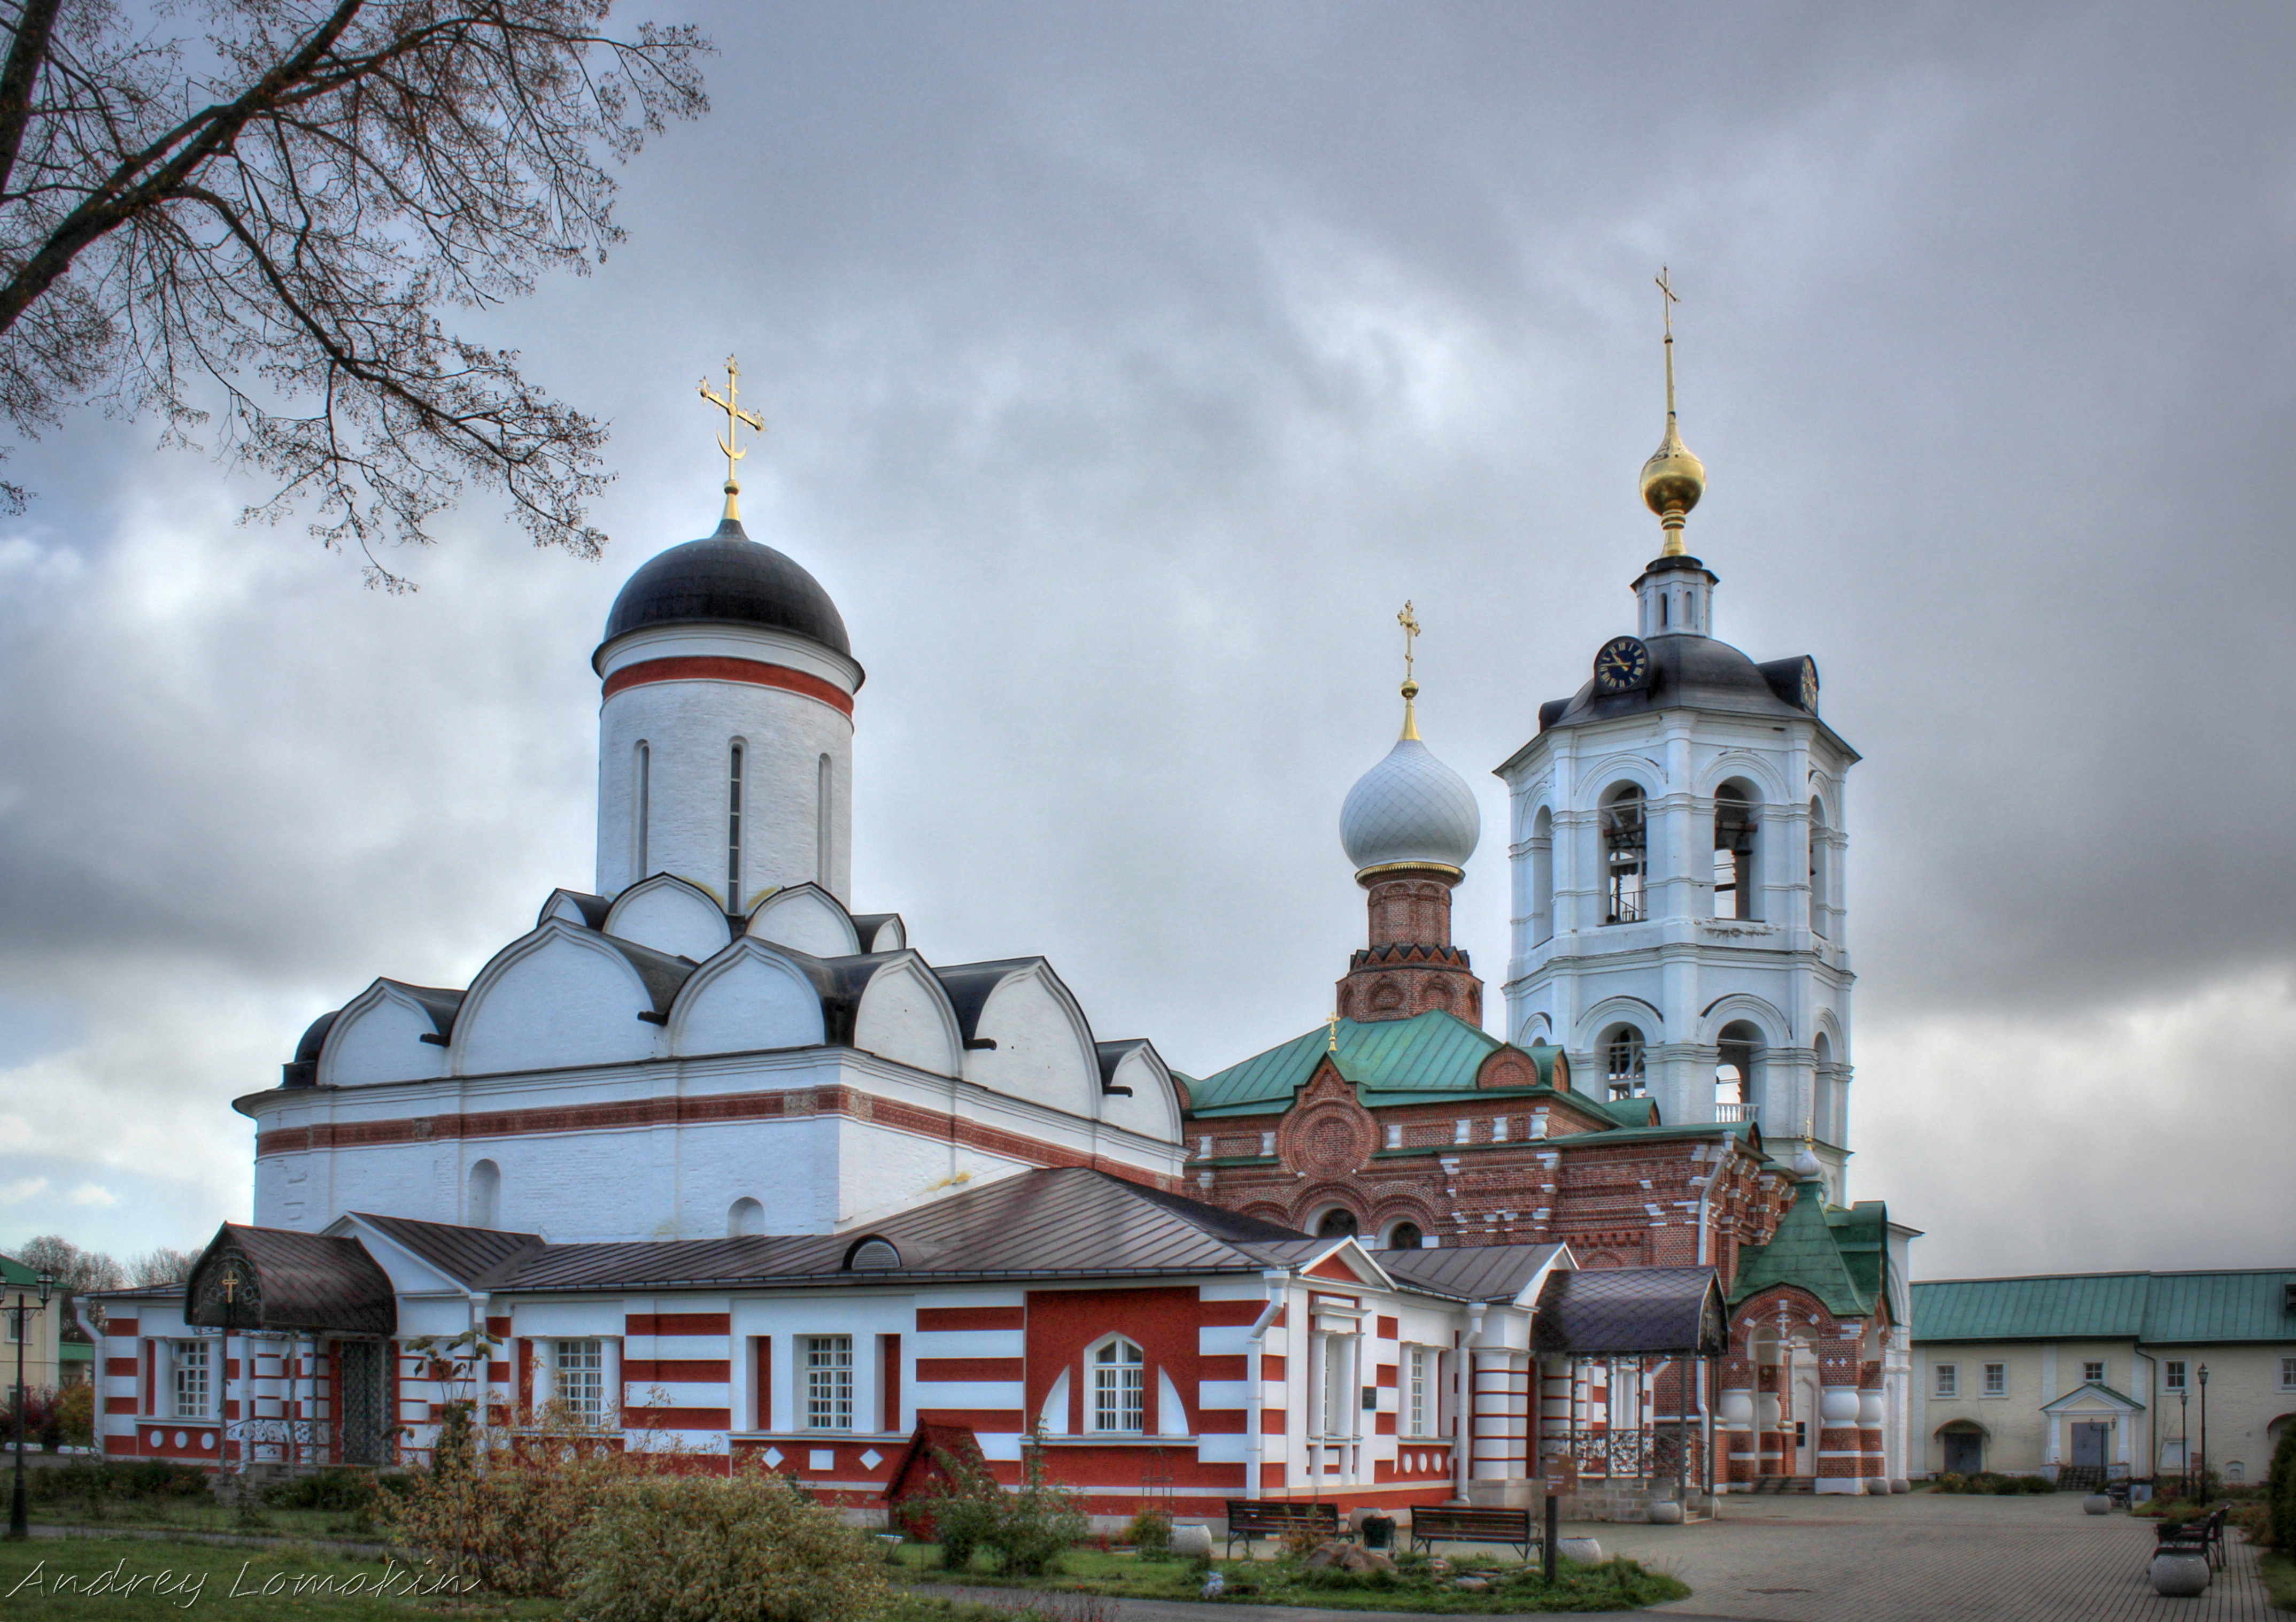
(1171, 1522, 1214, 1559)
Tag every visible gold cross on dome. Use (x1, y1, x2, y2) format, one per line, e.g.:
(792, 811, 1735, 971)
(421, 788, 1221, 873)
(1656, 266, 1679, 338)
(1325, 1011, 1341, 1052)
(1397, 600, 1421, 684)
(698, 356, 766, 520)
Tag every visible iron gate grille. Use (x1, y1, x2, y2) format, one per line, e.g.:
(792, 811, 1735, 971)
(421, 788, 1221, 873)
(338, 1340, 391, 1466)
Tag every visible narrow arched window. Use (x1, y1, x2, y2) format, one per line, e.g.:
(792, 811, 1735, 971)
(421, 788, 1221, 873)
(1092, 1338, 1145, 1433)
(1317, 1208, 1359, 1238)
(726, 742, 746, 905)
(1713, 785, 1758, 920)
(468, 1160, 500, 1228)
(1603, 1025, 1646, 1101)
(1530, 805, 1555, 945)
(1717, 1021, 1762, 1123)
(1387, 1221, 1423, 1251)
(633, 742, 651, 877)
(1601, 786, 1646, 925)
(816, 753, 832, 888)
(728, 1196, 764, 1237)
(1659, 594, 1669, 628)
(1808, 797, 1829, 937)
(1813, 1032, 1835, 1141)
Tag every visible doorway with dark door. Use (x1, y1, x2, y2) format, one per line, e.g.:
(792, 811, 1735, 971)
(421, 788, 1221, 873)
(337, 1340, 391, 1466)
(1941, 1425, 1983, 1475)
(2071, 1420, 2112, 1471)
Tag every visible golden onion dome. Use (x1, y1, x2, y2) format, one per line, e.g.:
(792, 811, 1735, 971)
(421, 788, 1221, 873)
(1640, 417, 1706, 523)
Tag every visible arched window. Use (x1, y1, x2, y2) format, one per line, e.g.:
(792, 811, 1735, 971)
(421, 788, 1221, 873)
(1317, 1208, 1360, 1238)
(1601, 786, 1646, 925)
(728, 1196, 764, 1238)
(816, 754, 833, 888)
(633, 742, 651, 877)
(726, 742, 746, 905)
(1808, 797, 1829, 937)
(1386, 1221, 1424, 1251)
(847, 1238, 900, 1271)
(1530, 806, 1555, 945)
(1091, 1338, 1145, 1433)
(1813, 1032, 1835, 1141)
(1717, 1021, 1762, 1121)
(1713, 784, 1758, 920)
(468, 1159, 500, 1228)
(1603, 1025, 1646, 1101)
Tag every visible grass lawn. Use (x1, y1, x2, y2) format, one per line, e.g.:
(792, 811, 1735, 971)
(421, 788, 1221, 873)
(0, 1535, 557, 1620)
(893, 1541, 1692, 1613)
(2259, 1551, 2294, 1613)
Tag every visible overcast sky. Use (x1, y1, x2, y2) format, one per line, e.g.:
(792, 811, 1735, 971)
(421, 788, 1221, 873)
(2, 0, 2290, 1280)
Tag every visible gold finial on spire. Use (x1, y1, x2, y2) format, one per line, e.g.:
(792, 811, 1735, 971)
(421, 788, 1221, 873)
(1396, 600, 1423, 740)
(1325, 1011, 1341, 1052)
(1639, 267, 1706, 557)
(698, 356, 766, 523)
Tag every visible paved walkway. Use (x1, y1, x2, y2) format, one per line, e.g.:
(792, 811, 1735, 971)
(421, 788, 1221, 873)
(1587, 1492, 2277, 1622)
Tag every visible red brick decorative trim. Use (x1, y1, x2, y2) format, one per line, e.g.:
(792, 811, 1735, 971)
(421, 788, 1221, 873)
(258, 1084, 1172, 1193)
(622, 1360, 730, 1384)
(602, 655, 853, 717)
(916, 1357, 1024, 1382)
(627, 1314, 731, 1337)
(916, 1307, 1024, 1333)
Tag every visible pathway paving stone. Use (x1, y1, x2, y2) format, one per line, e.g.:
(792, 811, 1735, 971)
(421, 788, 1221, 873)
(1589, 1490, 2276, 1622)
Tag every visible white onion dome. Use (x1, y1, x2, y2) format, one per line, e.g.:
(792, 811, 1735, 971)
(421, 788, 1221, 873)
(1339, 718, 1481, 879)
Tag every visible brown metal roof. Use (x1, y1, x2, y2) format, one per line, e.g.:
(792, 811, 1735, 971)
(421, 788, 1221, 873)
(351, 1212, 547, 1286)
(1530, 1265, 1726, 1357)
(1378, 1243, 1567, 1303)
(186, 1225, 396, 1336)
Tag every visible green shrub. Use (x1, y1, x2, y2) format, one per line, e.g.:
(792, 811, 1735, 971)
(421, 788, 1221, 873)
(1936, 1471, 1967, 1493)
(2268, 1424, 2296, 1553)
(261, 1467, 381, 1511)
(1122, 1507, 1172, 1556)
(567, 1470, 886, 1622)
(905, 1440, 1087, 1578)
(51, 1384, 94, 1449)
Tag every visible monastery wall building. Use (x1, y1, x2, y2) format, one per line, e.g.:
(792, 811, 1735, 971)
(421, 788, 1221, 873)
(91, 333, 1920, 1519)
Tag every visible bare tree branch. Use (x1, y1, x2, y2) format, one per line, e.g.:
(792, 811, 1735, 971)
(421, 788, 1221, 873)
(0, 0, 710, 579)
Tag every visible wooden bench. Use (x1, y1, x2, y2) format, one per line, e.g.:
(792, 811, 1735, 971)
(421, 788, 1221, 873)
(1222, 1499, 1341, 1557)
(1409, 1505, 1539, 1562)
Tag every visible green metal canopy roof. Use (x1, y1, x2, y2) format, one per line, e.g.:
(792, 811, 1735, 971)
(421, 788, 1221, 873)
(1185, 1010, 1563, 1117)
(1728, 1179, 1876, 1317)
(1911, 1270, 2296, 1345)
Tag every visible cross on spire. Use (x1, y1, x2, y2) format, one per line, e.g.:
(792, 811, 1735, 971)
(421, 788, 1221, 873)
(699, 356, 766, 522)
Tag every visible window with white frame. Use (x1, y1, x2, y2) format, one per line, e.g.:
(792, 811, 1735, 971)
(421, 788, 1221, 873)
(2083, 1360, 2105, 1385)
(2279, 1355, 2296, 1392)
(1934, 1363, 1957, 1398)
(1091, 1338, 1145, 1434)
(1405, 1347, 1433, 1438)
(553, 1339, 608, 1426)
(2166, 1360, 2186, 1392)
(804, 1335, 853, 1430)
(1982, 1363, 2005, 1397)
(171, 1340, 211, 1419)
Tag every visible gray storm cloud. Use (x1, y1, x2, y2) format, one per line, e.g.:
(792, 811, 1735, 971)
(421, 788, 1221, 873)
(0, 0, 2288, 1273)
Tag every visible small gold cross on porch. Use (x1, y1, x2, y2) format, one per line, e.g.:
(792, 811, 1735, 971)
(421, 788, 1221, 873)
(699, 356, 766, 522)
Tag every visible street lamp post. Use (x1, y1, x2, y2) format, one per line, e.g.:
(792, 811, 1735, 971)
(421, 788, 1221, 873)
(7, 1270, 56, 1540)
(2197, 1364, 2209, 1500)
(2178, 1384, 2190, 1497)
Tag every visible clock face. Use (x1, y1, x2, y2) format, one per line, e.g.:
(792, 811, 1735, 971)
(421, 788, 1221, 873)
(1799, 657, 1820, 712)
(1594, 636, 1650, 693)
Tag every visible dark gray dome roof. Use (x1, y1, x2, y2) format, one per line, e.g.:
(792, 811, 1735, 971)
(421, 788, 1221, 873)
(1539, 634, 1812, 732)
(600, 518, 851, 660)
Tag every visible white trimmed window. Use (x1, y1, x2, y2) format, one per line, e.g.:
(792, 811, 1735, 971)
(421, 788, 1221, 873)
(171, 1340, 211, 1419)
(2279, 1356, 2295, 1392)
(2166, 1360, 2186, 1392)
(553, 1339, 608, 1426)
(1405, 1347, 1433, 1438)
(1934, 1363, 1957, 1398)
(804, 1335, 853, 1430)
(1091, 1338, 1145, 1434)
(1982, 1363, 2005, 1397)
(2083, 1360, 2105, 1385)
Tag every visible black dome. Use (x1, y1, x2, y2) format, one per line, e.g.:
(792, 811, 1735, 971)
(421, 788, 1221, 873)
(1539, 634, 1811, 732)
(599, 518, 852, 661)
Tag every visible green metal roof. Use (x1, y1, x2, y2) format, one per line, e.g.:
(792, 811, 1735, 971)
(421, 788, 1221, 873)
(1729, 1180, 1873, 1316)
(2040, 1380, 2144, 1413)
(1911, 1270, 2296, 1345)
(1185, 1011, 1508, 1115)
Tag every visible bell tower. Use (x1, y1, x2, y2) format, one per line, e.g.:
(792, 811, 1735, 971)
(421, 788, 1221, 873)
(1493, 275, 1861, 1192)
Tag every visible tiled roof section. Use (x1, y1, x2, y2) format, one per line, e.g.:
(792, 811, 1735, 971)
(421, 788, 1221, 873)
(1185, 1011, 1507, 1114)
(1912, 1273, 2152, 1342)
(486, 1168, 1320, 1292)
(188, 1225, 396, 1336)
(1728, 1184, 1870, 1316)
(1912, 1269, 2296, 1345)
(352, 1212, 547, 1286)
(1533, 1266, 1727, 1356)
(1379, 1244, 1565, 1303)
